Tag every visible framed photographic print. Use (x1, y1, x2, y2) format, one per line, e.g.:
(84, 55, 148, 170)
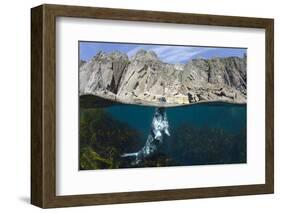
(31, 4, 274, 208)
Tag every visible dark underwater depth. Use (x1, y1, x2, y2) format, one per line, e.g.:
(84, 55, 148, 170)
(79, 102, 246, 170)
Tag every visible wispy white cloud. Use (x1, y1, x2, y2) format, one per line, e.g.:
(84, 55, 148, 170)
(80, 41, 246, 62)
(126, 45, 215, 63)
(163, 47, 214, 63)
(126, 46, 145, 57)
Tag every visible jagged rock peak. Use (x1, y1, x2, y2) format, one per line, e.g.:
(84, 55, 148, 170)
(92, 51, 106, 61)
(108, 51, 129, 60)
(131, 49, 159, 62)
(80, 49, 247, 107)
(91, 51, 128, 62)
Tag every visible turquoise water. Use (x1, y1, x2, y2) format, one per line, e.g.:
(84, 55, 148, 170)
(79, 102, 246, 169)
(105, 103, 246, 139)
(104, 103, 247, 166)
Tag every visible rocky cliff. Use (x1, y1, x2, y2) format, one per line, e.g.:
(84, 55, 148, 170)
(79, 49, 247, 107)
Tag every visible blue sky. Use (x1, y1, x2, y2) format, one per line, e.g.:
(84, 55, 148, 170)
(79, 41, 246, 64)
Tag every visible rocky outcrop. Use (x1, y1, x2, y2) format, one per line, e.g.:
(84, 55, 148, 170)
(79, 49, 247, 107)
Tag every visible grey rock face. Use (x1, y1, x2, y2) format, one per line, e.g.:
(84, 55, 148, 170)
(79, 51, 128, 96)
(80, 49, 247, 107)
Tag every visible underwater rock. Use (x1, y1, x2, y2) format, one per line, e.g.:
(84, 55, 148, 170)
(80, 49, 247, 107)
(80, 94, 117, 108)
